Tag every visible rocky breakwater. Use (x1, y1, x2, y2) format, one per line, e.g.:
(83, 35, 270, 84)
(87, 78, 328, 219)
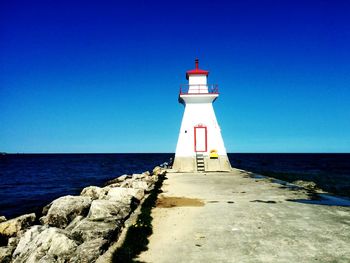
(0, 166, 166, 263)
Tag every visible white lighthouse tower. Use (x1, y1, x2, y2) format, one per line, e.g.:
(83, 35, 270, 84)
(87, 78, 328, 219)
(173, 59, 231, 172)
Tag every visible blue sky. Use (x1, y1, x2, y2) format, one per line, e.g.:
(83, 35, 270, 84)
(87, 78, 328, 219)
(1, 0, 349, 153)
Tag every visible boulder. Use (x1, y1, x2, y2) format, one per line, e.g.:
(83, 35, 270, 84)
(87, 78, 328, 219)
(144, 175, 159, 184)
(64, 215, 84, 232)
(132, 173, 146, 180)
(105, 183, 120, 188)
(8, 236, 20, 247)
(120, 179, 134, 188)
(292, 180, 320, 192)
(152, 166, 162, 175)
(70, 218, 121, 243)
(42, 203, 52, 216)
(40, 195, 92, 228)
(87, 200, 131, 222)
(132, 180, 152, 191)
(0, 246, 13, 263)
(0, 213, 36, 238)
(106, 187, 144, 202)
(104, 174, 130, 186)
(12, 225, 44, 258)
(117, 174, 130, 182)
(70, 238, 108, 263)
(80, 186, 108, 200)
(13, 225, 77, 263)
(0, 216, 6, 223)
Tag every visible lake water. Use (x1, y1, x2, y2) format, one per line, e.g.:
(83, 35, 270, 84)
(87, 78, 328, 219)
(1, 153, 349, 218)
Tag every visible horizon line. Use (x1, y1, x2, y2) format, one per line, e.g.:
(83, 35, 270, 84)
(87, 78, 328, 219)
(1, 152, 349, 155)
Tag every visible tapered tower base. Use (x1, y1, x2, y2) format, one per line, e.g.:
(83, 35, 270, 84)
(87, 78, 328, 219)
(173, 156, 231, 172)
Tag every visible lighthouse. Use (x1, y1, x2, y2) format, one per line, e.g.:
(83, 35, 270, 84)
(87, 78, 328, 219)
(173, 59, 232, 172)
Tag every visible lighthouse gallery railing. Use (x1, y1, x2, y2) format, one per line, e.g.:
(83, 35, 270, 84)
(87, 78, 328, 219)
(179, 84, 219, 95)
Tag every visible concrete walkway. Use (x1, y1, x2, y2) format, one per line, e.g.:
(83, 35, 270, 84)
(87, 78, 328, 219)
(138, 169, 350, 263)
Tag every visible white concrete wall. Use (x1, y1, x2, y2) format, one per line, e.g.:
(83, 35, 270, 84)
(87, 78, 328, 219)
(175, 101, 228, 157)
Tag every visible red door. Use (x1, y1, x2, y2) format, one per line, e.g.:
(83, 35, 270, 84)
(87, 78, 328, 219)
(194, 126, 207, 152)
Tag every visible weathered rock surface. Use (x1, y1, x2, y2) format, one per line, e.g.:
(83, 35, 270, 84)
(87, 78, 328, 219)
(70, 238, 108, 263)
(64, 215, 84, 232)
(104, 174, 130, 186)
(132, 180, 152, 191)
(152, 166, 162, 176)
(0, 214, 36, 238)
(70, 218, 121, 242)
(132, 173, 146, 180)
(80, 186, 109, 200)
(13, 225, 77, 263)
(7, 237, 20, 248)
(2, 166, 166, 263)
(0, 246, 13, 263)
(41, 203, 52, 216)
(40, 195, 92, 228)
(87, 200, 131, 221)
(120, 179, 133, 188)
(106, 187, 144, 202)
(292, 180, 320, 192)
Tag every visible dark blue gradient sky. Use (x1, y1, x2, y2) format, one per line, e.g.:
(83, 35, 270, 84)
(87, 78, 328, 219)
(1, 0, 349, 153)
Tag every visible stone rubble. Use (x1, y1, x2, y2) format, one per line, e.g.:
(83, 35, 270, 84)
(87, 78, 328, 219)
(0, 166, 166, 263)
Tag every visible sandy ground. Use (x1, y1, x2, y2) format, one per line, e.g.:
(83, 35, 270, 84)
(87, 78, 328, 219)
(137, 169, 350, 263)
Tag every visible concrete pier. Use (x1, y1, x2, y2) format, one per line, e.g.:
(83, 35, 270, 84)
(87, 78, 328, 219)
(138, 169, 350, 263)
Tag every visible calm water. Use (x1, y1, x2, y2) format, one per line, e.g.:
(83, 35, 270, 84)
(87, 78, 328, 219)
(0, 153, 349, 219)
(228, 153, 350, 198)
(0, 154, 172, 218)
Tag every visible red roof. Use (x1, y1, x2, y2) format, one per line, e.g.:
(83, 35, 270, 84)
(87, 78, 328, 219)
(186, 59, 209, 79)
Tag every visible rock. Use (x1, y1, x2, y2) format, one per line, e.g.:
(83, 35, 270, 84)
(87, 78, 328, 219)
(13, 226, 44, 258)
(105, 183, 120, 188)
(132, 180, 152, 191)
(70, 218, 121, 243)
(292, 180, 320, 192)
(0, 216, 6, 223)
(152, 166, 162, 175)
(42, 203, 52, 216)
(8, 236, 20, 247)
(87, 200, 131, 222)
(64, 215, 84, 232)
(104, 174, 130, 186)
(70, 238, 108, 263)
(117, 174, 130, 182)
(120, 179, 134, 188)
(0, 246, 12, 263)
(40, 195, 92, 228)
(106, 187, 145, 202)
(37, 255, 58, 263)
(13, 225, 77, 263)
(132, 173, 146, 180)
(0, 213, 36, 238)
(144, 175, 159, 184)
(80, 186, 108, 200)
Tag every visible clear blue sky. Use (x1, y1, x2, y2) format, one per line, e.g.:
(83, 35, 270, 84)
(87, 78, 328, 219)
(1, 0, 349, 153)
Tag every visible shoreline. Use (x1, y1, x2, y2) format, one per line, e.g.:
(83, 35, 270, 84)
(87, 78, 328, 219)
(0, 165, 167, 262)
(1, 163, 350, 262)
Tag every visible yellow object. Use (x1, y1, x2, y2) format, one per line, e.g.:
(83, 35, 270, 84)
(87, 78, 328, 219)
(210, 149, 218, 159)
